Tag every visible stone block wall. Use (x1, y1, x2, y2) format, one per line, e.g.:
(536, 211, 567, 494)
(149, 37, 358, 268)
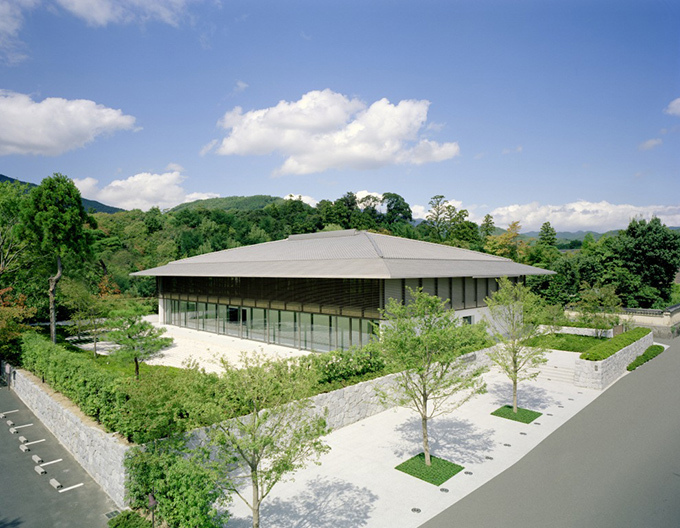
(11, 369, 130, 508)
(8, 345, 494, 508)
(573, 332, 653, 390)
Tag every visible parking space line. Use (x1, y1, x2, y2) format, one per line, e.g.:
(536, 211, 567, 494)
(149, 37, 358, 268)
(40, 458, 63, 467)
(12, 423, 33, 430)
(58, 483, 84, 493)
(24, 439, 46, 446)
(0, 409, 19, 418)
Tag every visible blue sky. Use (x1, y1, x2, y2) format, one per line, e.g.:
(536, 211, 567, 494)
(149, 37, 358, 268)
(1, 0, 678, 231)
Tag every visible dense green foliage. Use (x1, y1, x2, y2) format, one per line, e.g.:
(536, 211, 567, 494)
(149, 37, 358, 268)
(20, 332, 226, 443)
(627, 345, 666, 371)
(526, 333, 605, 353)
(18, 331, 390, 443)
(395, 453, 464, 486)
(107, 510, 152, 528)
(579, 327, 651, 361)
(529, 218, 680, 309)
(491, 405, 542, 424)
(125, 440, 228, 528)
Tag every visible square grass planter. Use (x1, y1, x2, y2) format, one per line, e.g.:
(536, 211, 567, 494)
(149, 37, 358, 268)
(491, 405, 542, 424)
(395, 453, 464, 486)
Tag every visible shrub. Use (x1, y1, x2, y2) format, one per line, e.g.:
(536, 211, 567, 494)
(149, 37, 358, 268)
(627, 345, 665, 371)
(579, 327, 651, 361)
(309, 346, 385, 385)
(108, 510, 152, 528)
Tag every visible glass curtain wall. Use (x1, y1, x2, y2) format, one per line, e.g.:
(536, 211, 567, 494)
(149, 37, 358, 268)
(163, 299, 376, 352)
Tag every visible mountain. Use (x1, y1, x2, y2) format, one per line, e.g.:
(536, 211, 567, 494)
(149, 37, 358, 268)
(171, 195, 285, 213)
(0, 174, 124, 214)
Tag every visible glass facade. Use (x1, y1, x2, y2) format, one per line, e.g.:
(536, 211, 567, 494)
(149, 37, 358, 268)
(162, 299, 377, 352)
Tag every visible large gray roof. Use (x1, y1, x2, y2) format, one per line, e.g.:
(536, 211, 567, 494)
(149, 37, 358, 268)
(133, 229, 554, 279)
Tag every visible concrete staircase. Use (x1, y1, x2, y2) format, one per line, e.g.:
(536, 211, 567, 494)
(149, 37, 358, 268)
(537, 363, 575, 384)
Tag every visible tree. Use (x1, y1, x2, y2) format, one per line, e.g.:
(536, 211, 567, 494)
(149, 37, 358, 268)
(209, 352, 330, 528)
(20, 174, 95, 343)
(538, 221, 557, 248)
(480, 214, 495, 240)
(107, 312, 173, 380)
(576, 282, 621, 337)
(613, 217, 680, 305)
(0, 287, 36, 364)
(0, 181, 30, 280)
(375, 288, 489, 466)
(125, 438, 229, 528)
(381, 192, 412, 225)
(424, 195, 469, 243)
(484, 221, 525, 261)
(485, 277, 548, 413)
(60, 278, 111, 357)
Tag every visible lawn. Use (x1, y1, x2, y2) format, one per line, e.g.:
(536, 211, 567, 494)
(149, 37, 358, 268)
(526, 333, 605, 353)
(395, 453, 464, 486)
(491, 405, 542, 424)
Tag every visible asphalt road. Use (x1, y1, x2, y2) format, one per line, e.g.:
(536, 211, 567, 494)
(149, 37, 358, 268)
(0, 380, 119, 528)
(420, 337, 680, 528)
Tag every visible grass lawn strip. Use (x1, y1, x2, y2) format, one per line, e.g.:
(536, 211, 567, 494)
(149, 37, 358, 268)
(526, 333, 604, 353)
(491, 405, 542, 424)
(395, 453, 464, 486)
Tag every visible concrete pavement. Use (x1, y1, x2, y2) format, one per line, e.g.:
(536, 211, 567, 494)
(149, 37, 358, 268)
(420, 337, 680, 528)
(0, 381, 119, 528)
(224, 350, 607, 528)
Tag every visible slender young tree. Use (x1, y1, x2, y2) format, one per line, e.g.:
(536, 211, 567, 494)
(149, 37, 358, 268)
(107, 312, 173, 379)
(485, 277, 547, 413)
(375, 288, 490, 466)
(209, 352, 330, 528)
(20, 174, 94, 343)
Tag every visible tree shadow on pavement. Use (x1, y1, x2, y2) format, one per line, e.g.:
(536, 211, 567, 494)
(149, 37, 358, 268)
(488, 381, 559, 411)
(392, 415, 496, 465)
(226, 476, 378, 528)
(0, 518, 23, 528)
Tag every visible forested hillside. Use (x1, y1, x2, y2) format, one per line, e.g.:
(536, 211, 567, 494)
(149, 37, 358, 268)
(1, 177, 679, 331)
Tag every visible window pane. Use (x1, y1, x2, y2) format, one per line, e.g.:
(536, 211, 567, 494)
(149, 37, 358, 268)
(250, 308, 267, 342)
(279, 311, 296, 348)
(204, 303, 217, 333)
(337, 316, 350, 351)
(312, 314, 332, 352)
(300, 313, 312, 350)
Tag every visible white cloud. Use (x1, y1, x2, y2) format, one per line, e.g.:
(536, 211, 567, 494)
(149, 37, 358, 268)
(0, 0, 38, 64)
(664, 97, 680, 117)
(53, 0, 195, 26)
(213, 89, 460, 175)
(488, 200, 680, 232)
(284, 194, 318, 207)
(502, 145, 523, 155)
(74, 169, 219, 211)
(232, 80, 248, 94)
(1, 0, 199, 63)
(638, 138, 662, 151)
(0, 90, 136, 155)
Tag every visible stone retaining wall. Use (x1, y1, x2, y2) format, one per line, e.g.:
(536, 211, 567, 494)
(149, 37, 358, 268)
(8, 346, 493, 508)
(573, 332, 653, 390)
(10, 369, 130, 508)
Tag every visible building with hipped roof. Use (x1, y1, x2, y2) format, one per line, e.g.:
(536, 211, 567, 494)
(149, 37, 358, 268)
(133, 229, 553, 352)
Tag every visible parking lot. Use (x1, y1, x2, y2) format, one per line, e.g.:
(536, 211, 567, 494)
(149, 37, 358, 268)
(0, 377, 120, 528)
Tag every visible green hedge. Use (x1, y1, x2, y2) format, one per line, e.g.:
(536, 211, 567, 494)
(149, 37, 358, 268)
(18, 332, 389, 443)
(108, 510, 152, 528)
(579, 327, 651, 361)
(627, 345, 665, 371)
(20, 332, 226, 443)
